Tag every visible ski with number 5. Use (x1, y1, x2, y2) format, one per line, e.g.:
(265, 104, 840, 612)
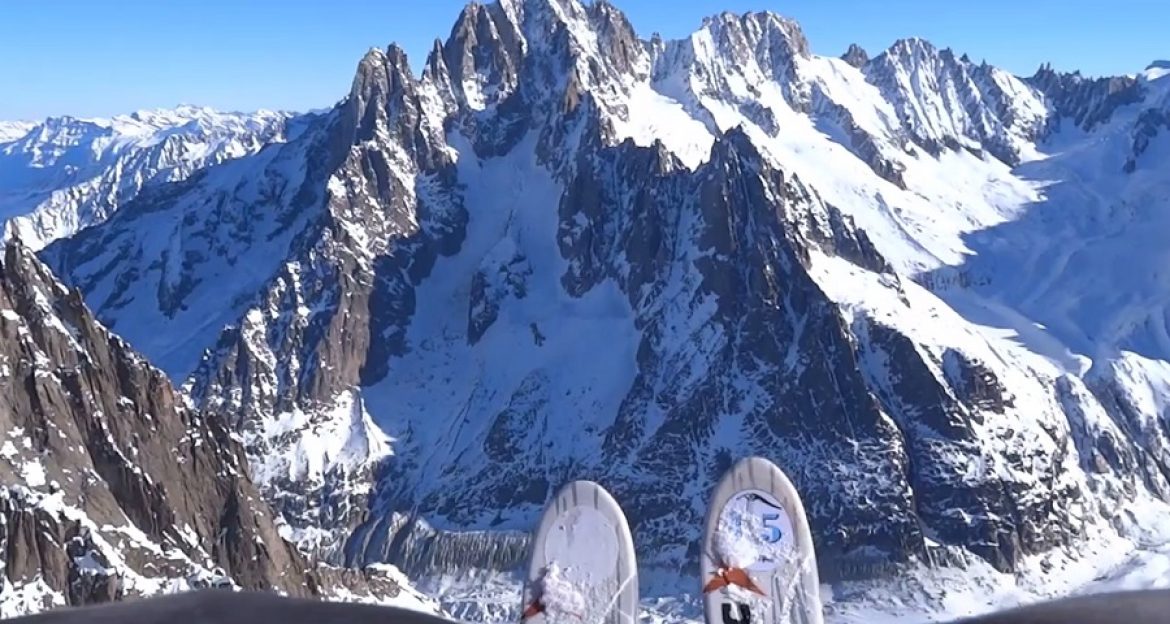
(700, 457, 823, 624)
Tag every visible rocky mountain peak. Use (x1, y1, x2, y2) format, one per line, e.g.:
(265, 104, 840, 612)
(512, 0, 650, 95)
(346, 46, 416, 134)
(872, 37, 974, 81)
(841, 43, 869, 68)
(431, 1, 525, 111)
(341, 42, 454, 175)
(584, 0, 647, 80)
(880, 36, 944, 63)
(652, 9, 812, 120)
(865, 36, 1049, 165)
(19, 115, 102, 143)
(418, 0, 649, 147)
(1028, 63, 1144, 133)
(699, 10, 810, 63)
(872, 37, 995, 84)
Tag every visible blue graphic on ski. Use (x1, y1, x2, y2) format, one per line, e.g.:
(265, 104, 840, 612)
(700, 457, 824, 624)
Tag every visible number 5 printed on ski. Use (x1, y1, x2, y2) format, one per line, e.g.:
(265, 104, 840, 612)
(761, 512, 782, 543)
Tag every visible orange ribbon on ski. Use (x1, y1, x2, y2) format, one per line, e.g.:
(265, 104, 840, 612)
(521, 599, 545, 620)
(702, 566, 765, 596)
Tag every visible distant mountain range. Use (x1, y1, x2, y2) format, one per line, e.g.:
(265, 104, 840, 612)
(5, 0, 1170, 619)
(0, 106, 297, 250)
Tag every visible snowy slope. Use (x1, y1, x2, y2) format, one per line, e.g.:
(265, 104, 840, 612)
(928, 67, 1170, 363)
(0, 106, 296, 250)
(0, 121, 34, 143)
(31, 0, 1170, 619)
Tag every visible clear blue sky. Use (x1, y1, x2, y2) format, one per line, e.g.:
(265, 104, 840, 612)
(2, 0, 1167, 120)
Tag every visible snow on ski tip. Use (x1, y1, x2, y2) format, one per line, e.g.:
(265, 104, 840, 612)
(702, 457, 823, 624)
(522, 480, 638, 624)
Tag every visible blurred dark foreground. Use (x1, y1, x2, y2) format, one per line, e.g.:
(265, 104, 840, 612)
(6, 587, 1170, 623)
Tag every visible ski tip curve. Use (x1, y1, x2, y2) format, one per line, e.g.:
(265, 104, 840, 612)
(522, 480, 638, 624)
(701, 456, 824, 624)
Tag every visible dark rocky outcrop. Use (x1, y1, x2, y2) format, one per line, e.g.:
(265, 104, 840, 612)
(1029, 63, 1144, 135)
(841, 43, 869, 68)
(0, 240, 321, 606)
(1123, 107, 1169, 173)
(0, 241, 399, 612)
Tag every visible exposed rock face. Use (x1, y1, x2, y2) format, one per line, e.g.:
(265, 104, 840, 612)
(651, 10, 812, 130)
(1123, 107, 1169, 173)
(176, 42, 468, 562)
(32, 0, 1170, 593)
(436, 2, 525, 111)
(1029, 63, 1144, 134)
(854, 320, 1081, 574)
(1083, 360, 1170, 502)
(841, 43, 869, 68)
(0, 241, 408, 615)
(0, 239, 323, 609)
(809, 90, 908, 188)
(540, 131, 929, 578)
(864, 38, 1049, 165)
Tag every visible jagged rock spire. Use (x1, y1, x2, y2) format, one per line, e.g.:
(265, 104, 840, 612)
(842, 43, 869, 68)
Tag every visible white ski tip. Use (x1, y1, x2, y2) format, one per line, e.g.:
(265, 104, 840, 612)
(522, 480, 638, 624)
(701, 456, 824, 624)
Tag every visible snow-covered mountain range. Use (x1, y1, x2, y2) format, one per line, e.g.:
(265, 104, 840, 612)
(6, 0, 1170, 619)
(0, 106, 298, 250)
